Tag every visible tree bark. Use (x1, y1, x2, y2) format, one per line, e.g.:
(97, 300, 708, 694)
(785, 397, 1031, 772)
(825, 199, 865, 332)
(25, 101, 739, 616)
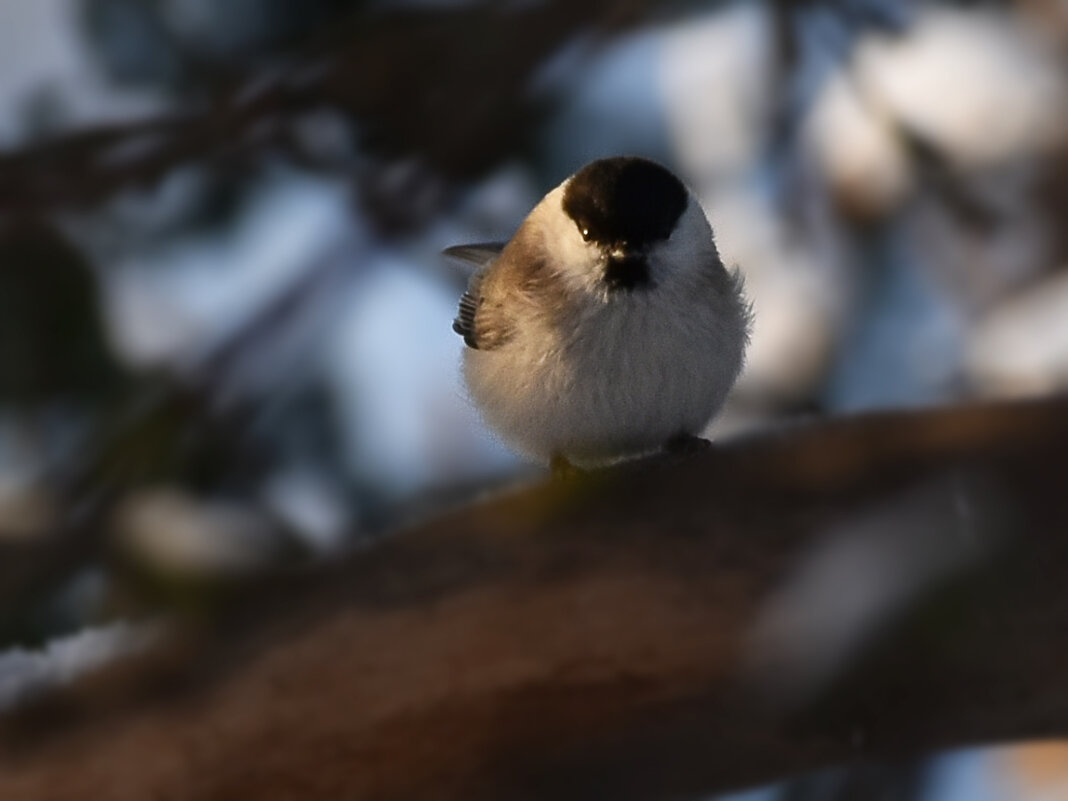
(2, 397, 1068, 800)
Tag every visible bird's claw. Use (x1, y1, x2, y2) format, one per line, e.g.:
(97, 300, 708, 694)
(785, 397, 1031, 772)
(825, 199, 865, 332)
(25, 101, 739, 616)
(665, 433, 712, 455)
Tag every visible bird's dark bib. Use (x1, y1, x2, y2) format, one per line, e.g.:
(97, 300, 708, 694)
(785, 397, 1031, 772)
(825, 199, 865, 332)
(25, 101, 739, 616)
(603, 254, 651, 291)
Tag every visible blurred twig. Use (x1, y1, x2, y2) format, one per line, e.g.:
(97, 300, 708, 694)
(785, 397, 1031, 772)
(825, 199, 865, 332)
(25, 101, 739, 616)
(0, 2, 659, 217)
(0, 235, 355, 641)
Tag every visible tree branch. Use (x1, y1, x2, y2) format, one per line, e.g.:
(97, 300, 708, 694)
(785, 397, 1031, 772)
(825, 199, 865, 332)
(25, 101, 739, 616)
(0, 1, 657, 215)
(2, 397, 1068, 800)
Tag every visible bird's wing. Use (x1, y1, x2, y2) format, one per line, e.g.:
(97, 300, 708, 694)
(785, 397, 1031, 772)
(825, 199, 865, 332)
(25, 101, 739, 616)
(453, 279, 483, 348)
(450, 244, 517, 351)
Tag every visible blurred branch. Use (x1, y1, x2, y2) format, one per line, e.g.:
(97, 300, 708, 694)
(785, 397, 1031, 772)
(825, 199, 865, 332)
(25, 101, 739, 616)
(3, 396, 1068, 799)
(0, 1, 657, 216)
(0, 234, 353, 640)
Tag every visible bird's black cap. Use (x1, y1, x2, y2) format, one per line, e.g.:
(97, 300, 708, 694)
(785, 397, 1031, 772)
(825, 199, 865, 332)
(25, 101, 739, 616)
(562, 157, 688, 251)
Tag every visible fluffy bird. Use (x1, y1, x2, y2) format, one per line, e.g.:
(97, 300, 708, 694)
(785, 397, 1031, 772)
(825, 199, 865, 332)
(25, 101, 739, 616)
(449, 156, 750, 468)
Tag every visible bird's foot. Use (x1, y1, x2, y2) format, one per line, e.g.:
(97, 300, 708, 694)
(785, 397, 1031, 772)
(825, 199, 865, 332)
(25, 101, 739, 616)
(665, 433, 712, 455)
(550, 453, 585, 479)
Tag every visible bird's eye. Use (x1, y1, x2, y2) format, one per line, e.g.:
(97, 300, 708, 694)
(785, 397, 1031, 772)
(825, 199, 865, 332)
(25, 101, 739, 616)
(580, 227, 591, 242)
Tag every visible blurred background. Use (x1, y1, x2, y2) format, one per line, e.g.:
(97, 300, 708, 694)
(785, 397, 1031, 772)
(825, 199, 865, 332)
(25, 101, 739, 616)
(0, 0, 1066, 798)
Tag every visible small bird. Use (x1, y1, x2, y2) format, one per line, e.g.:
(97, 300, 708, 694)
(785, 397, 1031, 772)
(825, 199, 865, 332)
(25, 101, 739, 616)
(449, 156, 750, 469)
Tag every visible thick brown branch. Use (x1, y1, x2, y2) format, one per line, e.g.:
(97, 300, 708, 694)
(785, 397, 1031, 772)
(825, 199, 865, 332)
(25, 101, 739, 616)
(2, 397, 1068, 800)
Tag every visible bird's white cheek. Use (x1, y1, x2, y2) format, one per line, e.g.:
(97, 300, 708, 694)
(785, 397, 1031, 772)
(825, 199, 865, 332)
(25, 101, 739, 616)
(526, 187, 606, 296)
